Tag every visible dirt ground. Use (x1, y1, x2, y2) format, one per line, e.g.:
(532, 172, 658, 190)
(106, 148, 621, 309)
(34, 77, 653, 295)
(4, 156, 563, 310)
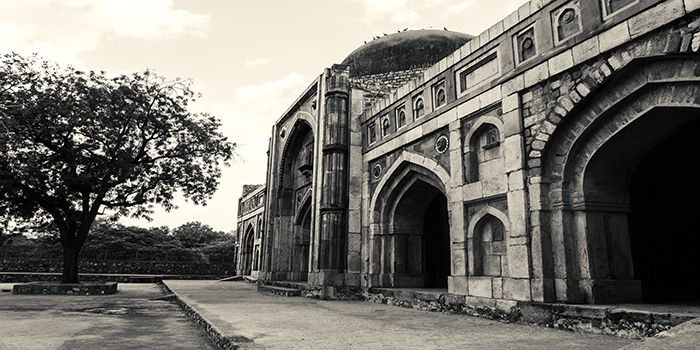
(0, 283, 218, 350)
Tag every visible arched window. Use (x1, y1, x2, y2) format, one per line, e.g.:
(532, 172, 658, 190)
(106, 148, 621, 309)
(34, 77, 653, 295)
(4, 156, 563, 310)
(553, 5, 581, 43)
(436, 89, 446, 107)
(484, 125, 500, 149)
(382, 117, 391, 137)
(396, 106, 406, 129)
(413, 96, 424, 119)
(515, 26, 537, 63)
(465, 123, 502, 183)
(368, 122, 377, 144)
(472, 214, 506, 276)
(433, 80, 446, 108)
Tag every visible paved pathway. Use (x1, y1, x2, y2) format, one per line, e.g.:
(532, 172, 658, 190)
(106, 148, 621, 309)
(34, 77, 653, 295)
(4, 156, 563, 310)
(164, 280, 638, 350)
(0, 283, 218, 350)
(3, 280, 696, 349)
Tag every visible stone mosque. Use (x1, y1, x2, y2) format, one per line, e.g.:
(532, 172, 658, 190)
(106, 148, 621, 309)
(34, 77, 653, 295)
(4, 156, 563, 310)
(236, 0, 700, 308)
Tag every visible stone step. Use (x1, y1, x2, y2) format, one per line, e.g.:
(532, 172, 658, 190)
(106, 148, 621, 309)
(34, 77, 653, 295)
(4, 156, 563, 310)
(257, 284, 302, 297)
(259, 280, 308, 290)
(218, 275, 244, 282)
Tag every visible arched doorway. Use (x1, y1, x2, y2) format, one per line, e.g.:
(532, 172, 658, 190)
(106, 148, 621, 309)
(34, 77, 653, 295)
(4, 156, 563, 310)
(628, 116, 700, 303)
(374, 159, 451, 289)
(291, 198, 312, 281)
(579, 106, 700, 303)
(242, 225, 255, 275)
(268, 119, 314, 281)
(531, 58, 700, 304)
(423, 192, 450, 288)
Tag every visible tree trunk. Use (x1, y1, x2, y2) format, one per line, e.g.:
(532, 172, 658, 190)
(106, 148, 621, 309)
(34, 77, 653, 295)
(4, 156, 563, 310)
(62, 243, 81, 284)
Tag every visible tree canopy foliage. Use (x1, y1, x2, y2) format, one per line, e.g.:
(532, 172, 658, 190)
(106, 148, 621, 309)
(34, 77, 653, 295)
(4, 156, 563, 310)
(0, 53, 235, 282)
(171, 221, 231, 248)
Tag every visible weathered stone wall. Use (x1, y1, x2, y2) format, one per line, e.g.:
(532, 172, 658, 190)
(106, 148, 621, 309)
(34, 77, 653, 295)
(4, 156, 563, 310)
(255, 0, 700, 307)
(0, 258, 234, 276)
(357, 0, 700, 305)
(236, 184, 266, 277)
(350, 68, 428, 98)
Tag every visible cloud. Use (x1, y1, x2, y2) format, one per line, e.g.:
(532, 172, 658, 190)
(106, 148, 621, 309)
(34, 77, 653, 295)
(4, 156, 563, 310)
(448, 0, 477, 13)
(0, 0, 209, 65)
(348, 0, 479, 25)
(234, 73, 307, 102)
(245, 58, 272, 68)
(206, 73, 309, 158)
(347, 0, 415, 24)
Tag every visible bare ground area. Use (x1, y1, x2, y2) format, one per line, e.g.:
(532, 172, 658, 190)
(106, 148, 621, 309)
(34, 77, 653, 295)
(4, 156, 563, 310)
(0, 283, 218, 350)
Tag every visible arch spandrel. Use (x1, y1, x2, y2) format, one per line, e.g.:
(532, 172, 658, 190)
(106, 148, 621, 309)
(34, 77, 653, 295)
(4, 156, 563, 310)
(536, 58, 700, 204)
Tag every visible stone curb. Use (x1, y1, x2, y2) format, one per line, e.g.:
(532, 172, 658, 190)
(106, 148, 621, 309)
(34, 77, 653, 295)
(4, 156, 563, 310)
(11, 281, 118, 295)
(161, 281, 242, 350)
(0, 272, 227, 283)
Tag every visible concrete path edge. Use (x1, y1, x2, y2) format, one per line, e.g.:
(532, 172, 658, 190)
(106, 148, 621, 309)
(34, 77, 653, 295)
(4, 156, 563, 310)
(162, 281, 239, 350)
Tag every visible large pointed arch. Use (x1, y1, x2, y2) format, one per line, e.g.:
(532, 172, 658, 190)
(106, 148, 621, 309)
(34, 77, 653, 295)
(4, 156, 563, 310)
(369, 151, 451, 218)
(278, 116, 315, 189)
(367, 151, 453, 288)
(533, 56, 700, 304)
(267, 112, 317, 282)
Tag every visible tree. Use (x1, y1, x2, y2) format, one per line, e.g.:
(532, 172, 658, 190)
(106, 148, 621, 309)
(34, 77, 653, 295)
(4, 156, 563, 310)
(172, 221, 231, 248)
(0, 53, 235, 283)
(86, 220, 181, 251)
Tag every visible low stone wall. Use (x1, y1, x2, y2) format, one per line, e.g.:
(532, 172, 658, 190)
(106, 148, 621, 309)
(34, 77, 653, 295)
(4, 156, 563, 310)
(0, 272, 226, 283)
(362, 288, 693, 339)
(520, 303, 689, 339)
(12, 281, 118, 295)
(363, 288, 521, 321)
(0, 258, 234, 276)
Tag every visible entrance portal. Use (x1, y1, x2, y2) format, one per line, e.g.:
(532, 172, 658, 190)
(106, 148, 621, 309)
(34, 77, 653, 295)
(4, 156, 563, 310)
(242, 226, 255, 275)
(423, 192, 450, 288)
(388, 177, 450, 288)
(629, 117, 700, 303)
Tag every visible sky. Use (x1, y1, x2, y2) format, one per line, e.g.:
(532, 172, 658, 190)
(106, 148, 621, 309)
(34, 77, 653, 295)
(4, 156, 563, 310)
(0, 0, 525, 233)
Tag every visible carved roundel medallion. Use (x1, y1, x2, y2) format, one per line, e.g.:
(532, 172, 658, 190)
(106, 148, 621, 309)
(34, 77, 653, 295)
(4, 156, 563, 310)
(435, 134, 449, 154)
(561, 8, 575, 23)
(372, 163, 383, 179)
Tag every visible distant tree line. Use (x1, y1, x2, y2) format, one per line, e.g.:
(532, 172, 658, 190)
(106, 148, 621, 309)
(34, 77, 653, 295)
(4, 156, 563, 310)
(0, 220, 236, 265)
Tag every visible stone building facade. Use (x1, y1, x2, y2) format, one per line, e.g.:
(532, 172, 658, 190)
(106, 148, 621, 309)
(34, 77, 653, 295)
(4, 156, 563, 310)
(235, 184, 265, 278)
(241, 0, 700, 306)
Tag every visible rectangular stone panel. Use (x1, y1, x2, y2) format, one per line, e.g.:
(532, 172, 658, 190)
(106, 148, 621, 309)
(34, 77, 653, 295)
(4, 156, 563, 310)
(508, 244, 531, 278)
(503, 278, 531, 301)
(628, 0, 685, 38)
(468, 276, 493, 298)
(484, 255, 502, 276)
(449, 275, 469, 295)
(598, 22, 630, 53)
(492, 277, 504, 298)
(687, 0, 700, 12)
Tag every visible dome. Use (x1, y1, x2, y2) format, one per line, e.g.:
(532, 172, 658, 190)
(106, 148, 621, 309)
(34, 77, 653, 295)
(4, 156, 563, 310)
(341, 29, 474, 78)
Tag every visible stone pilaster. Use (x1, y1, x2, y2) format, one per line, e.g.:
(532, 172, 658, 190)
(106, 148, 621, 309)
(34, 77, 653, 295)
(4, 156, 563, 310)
(311, 66, 350, 285)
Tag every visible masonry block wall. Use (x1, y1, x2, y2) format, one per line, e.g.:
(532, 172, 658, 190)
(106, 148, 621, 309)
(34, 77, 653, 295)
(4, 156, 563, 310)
(358, 0, 700, 305)
(258, 0, 700, 306)
(235, 185, 265, 278)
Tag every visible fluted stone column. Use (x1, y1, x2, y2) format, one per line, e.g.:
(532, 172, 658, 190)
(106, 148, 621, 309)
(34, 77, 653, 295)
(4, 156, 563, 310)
(311, 66, 350, 286)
